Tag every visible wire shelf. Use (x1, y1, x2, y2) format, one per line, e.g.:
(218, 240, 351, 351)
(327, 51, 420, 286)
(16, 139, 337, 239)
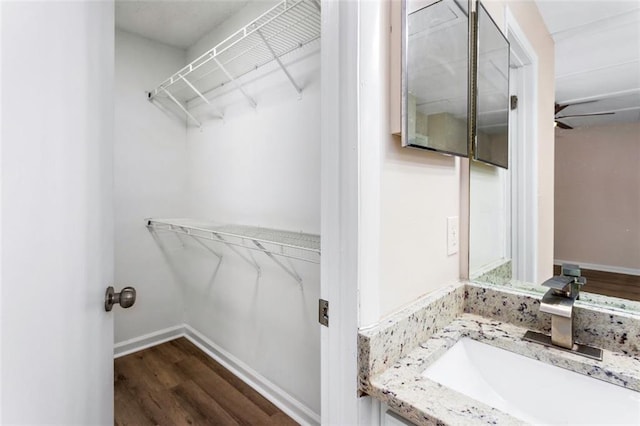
(147, 218, 320, 265)
(147, 0, 321, 126)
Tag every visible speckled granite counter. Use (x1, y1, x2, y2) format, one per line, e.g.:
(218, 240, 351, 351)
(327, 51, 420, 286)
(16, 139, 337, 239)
(484, 279, 640, 315)
(359, 281, 640, 425)
(470, 259, 512, 285)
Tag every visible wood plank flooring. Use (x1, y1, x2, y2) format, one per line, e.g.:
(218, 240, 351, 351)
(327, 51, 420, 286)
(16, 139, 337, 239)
(114, 338, 299, 426)
(553, 265, 640, 302)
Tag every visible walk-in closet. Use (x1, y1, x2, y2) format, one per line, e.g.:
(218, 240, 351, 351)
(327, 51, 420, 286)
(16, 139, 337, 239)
(114, 1, 322, 423)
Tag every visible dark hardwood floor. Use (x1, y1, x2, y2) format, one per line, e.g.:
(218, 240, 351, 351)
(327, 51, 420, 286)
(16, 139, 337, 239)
(553, 265, 640, 302)
(114, 338, 299, 426)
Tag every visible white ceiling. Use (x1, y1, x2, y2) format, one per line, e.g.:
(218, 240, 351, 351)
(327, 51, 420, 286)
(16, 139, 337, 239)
(115, 0, 249, 49)
(535, 0, 640, 128)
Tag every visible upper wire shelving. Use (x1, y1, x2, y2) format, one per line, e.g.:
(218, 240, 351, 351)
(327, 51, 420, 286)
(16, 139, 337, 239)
(147, 218, 320, 284)
(147, 0, 321, 126)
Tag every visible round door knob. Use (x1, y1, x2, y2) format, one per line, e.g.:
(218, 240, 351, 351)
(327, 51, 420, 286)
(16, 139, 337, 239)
(118, 287, 136, 308)
(105, 286, 137, 312)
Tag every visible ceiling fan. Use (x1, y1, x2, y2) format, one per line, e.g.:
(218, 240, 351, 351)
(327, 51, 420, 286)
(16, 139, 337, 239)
(555, 101, 615, 129)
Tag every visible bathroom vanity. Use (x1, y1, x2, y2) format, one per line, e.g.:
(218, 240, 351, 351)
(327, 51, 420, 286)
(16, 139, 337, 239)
(358, 281, 640, 425)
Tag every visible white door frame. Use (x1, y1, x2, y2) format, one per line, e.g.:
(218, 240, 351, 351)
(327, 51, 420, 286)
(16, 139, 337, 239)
(320, 0, 360, 424)
(505, 6, 539, 284)
(0, 3, 3, 420)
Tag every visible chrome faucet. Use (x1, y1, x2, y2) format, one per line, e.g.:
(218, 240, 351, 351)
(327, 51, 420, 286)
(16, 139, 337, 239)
(539, 264, 586, 349)
(524, 263, 603, 360)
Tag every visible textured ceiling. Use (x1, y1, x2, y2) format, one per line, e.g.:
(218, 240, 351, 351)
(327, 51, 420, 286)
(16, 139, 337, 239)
(536, 1, 640, 127)
(115, 0, 250, 49)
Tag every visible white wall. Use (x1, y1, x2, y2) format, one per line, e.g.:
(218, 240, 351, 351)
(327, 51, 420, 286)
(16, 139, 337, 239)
(379, 151, 462, 318)
(469, 161, 508, 273)
(555, 122, 640, 272)
(358, 1, 462, 324)
(2, 1, 114, 423)
(114, 30, 188, 344)
(358, 0, 555, 325)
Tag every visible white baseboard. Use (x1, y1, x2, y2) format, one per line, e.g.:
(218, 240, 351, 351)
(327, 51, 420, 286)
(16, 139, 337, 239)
(113, 324, 320, 426)
(554, 259, 640, 276)
(113, 325, 185, 358)
(183, 325, 320, 426)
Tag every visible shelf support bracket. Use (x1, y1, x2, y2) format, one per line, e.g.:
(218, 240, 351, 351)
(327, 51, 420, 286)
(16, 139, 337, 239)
(189, 235, 224, 283)
(179, 74, 224, 120)
(189, 234, 223, 260)
(160, 87, 202, 127)
(211, 232, 262, 276)
(178, 73, 210, 105)
(252, 240, 303, 284)
(213, 57, 257, 108)
(256, 29, 302, 96)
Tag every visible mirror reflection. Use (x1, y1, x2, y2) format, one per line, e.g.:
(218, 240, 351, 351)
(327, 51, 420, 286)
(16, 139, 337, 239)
(403, 0, 469, 156)
(474, 1, 510, 169)
(545, 2, 640, 303)
(469, 0, 511, 282)
(469, 161, 511, 282)
(469, 1, 640, 305)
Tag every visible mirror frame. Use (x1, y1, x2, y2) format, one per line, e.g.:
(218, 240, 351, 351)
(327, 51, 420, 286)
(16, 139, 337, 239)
(467, 0, 512, 282)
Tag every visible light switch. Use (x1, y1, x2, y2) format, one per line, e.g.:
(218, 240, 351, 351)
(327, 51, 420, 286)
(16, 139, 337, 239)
(447, 216, 459, 256)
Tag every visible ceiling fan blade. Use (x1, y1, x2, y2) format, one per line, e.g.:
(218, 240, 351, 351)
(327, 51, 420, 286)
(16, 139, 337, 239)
(555, 100, 600, 115)
(557, 112, 615, 118)
(556, 121, 573, 130)
(555, 103, 569, 115)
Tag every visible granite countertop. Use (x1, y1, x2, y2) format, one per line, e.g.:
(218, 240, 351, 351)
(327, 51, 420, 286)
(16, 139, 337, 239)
(494, 279, 640, 315)
(367, 314, 640, 425)
(359, 282, 640, 425)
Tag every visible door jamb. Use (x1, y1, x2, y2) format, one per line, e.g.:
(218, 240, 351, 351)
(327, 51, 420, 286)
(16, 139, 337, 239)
(320, 0, 360, 424)
(505, 6, 539, 284)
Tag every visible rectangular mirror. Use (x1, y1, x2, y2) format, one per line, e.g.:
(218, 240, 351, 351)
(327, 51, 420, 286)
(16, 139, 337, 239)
(473, 1, 510, 168)
(402, 0, 470, 157)
(469, 0, 512, 283)
(467, 0, 640, 317)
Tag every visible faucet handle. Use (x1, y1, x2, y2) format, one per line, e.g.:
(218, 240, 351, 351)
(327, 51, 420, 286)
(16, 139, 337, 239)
(542, 275, 574, 292)
(561, 263, 581, 277)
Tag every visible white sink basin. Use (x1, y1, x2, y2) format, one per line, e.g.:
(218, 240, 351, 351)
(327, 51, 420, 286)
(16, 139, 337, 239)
(422, 338, 640, 424)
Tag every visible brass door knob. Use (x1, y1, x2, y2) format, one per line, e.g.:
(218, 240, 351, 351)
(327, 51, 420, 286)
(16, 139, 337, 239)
(105, 286, 136, 312)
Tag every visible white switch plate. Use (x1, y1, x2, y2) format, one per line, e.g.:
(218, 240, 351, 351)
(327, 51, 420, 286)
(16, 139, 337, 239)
(447, 216, 459, 256)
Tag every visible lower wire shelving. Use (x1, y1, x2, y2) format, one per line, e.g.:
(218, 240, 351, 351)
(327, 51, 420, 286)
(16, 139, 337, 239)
(146, 218, 320, 284)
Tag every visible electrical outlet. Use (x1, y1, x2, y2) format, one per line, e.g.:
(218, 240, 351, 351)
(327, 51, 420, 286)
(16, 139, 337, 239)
(447, 216, 459, 256)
